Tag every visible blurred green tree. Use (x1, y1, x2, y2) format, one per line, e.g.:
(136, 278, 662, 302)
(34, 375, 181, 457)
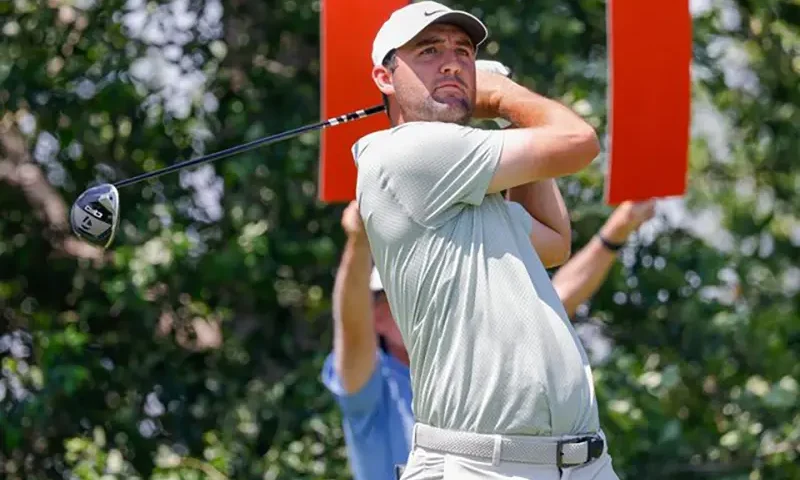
(1, 0, 797, 479)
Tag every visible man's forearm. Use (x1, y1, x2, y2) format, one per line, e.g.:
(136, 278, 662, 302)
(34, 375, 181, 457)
(486, 76, 600, 179)
(495, 82, 592, 131)
(332, 235, 377, 392)
(552, 237, 617, 319)
(499, 84, 575, 266)
(333, 236, 373, 327)
(506, 180, 571, 267)
(553, 200, 654, 318)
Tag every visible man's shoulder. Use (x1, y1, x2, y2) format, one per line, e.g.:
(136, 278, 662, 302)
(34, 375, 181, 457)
(351, 128, 389, 167)
(352, 122, 486, 164)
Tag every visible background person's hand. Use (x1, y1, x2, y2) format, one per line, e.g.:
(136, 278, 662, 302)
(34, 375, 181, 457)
(599, 200, 657, 244)
(341, 200, 366, 240)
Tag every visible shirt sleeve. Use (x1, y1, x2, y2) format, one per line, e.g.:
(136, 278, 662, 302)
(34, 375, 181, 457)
(354, 122, 506, 226)
(504, 200, 534, 236)
(321, 351, 384, 417)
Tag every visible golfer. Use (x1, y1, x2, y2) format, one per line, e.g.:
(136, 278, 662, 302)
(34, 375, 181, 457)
(322, 200, 655, 480)
(351, 1, 619, 478)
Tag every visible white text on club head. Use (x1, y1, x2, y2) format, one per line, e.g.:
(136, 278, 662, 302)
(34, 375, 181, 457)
(73, 209, 111, 237)
(83, 204, 105, 219)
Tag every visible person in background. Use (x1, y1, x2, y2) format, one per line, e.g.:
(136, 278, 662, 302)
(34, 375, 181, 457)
(553, 200, 656, 318)
(321, 198, 655, 480)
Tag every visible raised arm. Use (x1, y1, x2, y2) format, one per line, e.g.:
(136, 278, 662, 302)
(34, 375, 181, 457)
(332, 201, 378, 393)
(351, 71, 598, 229)
(553, 200, 656, 318)
(475, 61, 573, 267)
(506, 180, 572, 268)
(473, 71, 601, 194)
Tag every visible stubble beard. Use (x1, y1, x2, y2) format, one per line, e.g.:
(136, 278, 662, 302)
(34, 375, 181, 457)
(426, 96, 473, 125)
(398, 91, 473, 126)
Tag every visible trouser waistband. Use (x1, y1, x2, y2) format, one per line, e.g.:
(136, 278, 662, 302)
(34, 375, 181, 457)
(412, 423, 605, 468)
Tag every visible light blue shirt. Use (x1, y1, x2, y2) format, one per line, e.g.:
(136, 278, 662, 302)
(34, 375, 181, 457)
(322, 350, 415, 480)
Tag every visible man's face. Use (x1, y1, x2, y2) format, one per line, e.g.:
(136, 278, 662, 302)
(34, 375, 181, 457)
(378, 23, 477, 125)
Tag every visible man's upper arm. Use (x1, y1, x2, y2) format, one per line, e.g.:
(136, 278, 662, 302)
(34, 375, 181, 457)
(486, 125, 600, 194)
(362, 123, 505, 225)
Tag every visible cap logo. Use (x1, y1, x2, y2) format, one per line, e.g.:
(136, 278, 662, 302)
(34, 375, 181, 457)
(424, 9, 444, 16)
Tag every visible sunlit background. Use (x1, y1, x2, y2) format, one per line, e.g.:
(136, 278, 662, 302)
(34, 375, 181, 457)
(1, 0, 798, 479)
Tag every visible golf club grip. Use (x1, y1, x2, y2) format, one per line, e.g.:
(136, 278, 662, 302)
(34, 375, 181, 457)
(113, 104, 386, 188)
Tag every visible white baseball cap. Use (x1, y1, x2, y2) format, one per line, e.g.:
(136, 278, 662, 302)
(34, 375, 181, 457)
(369, 265, 384, 292)
(371, 1, 489, 66)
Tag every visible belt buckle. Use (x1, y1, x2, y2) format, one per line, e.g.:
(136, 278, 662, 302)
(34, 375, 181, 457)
(556, 435, 604, 469)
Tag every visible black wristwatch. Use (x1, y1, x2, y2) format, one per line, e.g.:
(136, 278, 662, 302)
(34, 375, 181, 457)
(597, 234, 625, 252)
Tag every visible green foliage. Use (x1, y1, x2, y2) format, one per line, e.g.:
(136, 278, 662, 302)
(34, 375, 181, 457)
(1, 0, 798, 479)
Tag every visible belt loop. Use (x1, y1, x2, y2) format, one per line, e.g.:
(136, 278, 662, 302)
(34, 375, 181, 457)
(412, 423, 419, 448)
(491, 435, 502, 466)
(560, 466, 573, 480)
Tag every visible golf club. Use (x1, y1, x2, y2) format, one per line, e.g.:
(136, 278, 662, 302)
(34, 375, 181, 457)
(70, 104, 386, 249)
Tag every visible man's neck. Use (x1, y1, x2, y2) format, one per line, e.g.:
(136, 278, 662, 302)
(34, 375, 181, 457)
(387, 99, 406, 127)
(389, 112, 403, 127)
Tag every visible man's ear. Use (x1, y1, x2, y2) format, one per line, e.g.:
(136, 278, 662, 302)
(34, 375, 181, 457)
(372, 65, 395, 96)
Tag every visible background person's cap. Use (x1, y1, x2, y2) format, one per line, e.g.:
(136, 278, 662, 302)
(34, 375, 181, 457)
(369, 265, 384, 292)
(371, 1, 489, 66)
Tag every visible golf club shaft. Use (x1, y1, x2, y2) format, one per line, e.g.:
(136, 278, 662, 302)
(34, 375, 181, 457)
(113, 104, 386, 189)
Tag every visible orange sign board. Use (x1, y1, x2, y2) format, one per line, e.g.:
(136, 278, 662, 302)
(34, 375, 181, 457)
(319, 0, 410, 203)
(605, 0, 693, 204)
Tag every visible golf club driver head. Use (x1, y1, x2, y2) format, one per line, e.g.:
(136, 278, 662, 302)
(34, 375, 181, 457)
(70, 183, 120, 249)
